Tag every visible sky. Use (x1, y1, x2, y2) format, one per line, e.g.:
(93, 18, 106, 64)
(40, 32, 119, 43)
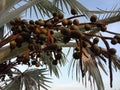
(40, 0, 120, 90)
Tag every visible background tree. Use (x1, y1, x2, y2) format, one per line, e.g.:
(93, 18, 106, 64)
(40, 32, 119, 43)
(0, 0, 120, 90)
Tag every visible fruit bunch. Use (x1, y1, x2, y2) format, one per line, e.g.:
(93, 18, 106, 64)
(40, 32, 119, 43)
(8, 8, 120, 67)
(0, 8, 119, 87)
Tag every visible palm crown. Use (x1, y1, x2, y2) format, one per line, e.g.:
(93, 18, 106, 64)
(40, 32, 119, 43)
(0, 0, 120, 90)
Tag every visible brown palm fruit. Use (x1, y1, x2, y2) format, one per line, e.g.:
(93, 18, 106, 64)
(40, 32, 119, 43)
(62, 19, 68, 26)
(38, 20, 45, 26)
(90, 15, 97, 22)
(67, 19, 73, 25)
(58, 12, 64, 19)
(29, 20, 35, 25)
(70, 25, 79, 30)
(14, 17, 21, 24)
(52, 60, 58, 65)
(114, 35, 120, 43)
(109, 48, 116, 55)
(111, 38, 118, 45)
(38, 34, 47, 41)
(73, 19, 79, 25)
(21, 19, 28, 25)
(93, 38, 99, 44)
(10, 20, 16, 26)
(46, 21, 52, 27)
(84, 24, 91, 30)
(10, 40, 17, 49)
(100, 25, 107, 32)
(63, 36, 71, 44)
(73, 52, 80, 59)
(40, 28, 48, 35)
(35, 27, 41, 35)
(71, 8, 77, 15)
(52, 12, 58, 17)
(61, 27, 71, 36)
(70, 30, 82, 39)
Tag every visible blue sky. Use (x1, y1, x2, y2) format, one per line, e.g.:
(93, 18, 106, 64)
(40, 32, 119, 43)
(39, 0, 120, 90)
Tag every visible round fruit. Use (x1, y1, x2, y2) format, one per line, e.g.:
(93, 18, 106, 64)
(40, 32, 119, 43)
(38, 20, 45, 26)
(70, 30, 82, 39)
(52, 12, 58, 17)
(10, 40, 17, 49)
(73, 52, 80, 59)
(90, 15, 97, 22)
(114, 35, 120, 43)
(29, 20, 34, 24)
(67, 19, 73, 25)
(52, 60, 58, 65)
(73, 19, 79, 25)
(35, 27, 41, 34)
(41, 28, 48, 35)
(100, 25, 107, 32)
(111, 38, 118, 45)
(71, 8, 77, 15)
(62, 19, 68, 26)
(58, 12, 64, 19)
(93, 38, 99, 44)
(109, 48, 116, 55)
(10, 20, 15, 26)
(38, 34, 47, 41)
(70, 25, 79, 30)
(84, 24, 91, 30)
(46, 21, 52, 27)
(61, 27, 71, 36)
(21, 19, 28, 25)
(14, 17, 21, 24)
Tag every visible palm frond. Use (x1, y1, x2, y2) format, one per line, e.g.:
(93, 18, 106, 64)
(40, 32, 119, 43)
(0, 0, 42, 28)
(0, 0, 20, 18)
(97, 5, 120, 24)
(53, 0, 92, 18)
(33, 0, 60, 18)
(3, 68, 51, 90)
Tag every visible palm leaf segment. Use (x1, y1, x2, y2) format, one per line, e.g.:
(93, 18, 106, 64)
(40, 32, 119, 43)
(3, 68, 51, 90)
(0, 0, 120, 90)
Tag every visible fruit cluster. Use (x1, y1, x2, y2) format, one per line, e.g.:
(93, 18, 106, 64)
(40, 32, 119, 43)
(8, 8, 120, 66)
(0, 8, 119, 87)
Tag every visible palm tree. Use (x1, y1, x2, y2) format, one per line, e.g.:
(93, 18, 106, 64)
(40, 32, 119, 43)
(0, 0, 120, 90)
